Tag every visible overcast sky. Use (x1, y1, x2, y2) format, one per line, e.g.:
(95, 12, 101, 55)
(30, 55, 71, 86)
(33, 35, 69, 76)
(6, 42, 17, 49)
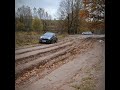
(15, 0, 61, 19)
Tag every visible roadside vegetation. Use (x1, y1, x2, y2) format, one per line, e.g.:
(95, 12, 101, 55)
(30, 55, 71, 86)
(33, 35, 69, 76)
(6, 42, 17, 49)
(15, 31, 40, 47)
(72, 76, 96, 90)
(15, 31, 68, 47)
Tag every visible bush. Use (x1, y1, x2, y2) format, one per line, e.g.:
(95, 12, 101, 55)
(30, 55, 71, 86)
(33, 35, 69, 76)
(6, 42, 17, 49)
(32, 18, 43, 31)
(16, 21, 25, 31)
(15, 31, 41, 47)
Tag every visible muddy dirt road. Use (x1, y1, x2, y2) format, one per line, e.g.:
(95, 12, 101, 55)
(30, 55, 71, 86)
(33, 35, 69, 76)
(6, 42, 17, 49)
(15, 35, 105, 90)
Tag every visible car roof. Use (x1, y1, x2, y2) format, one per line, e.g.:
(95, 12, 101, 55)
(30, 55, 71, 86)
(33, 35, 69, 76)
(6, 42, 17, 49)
(44, 32, 55, 36)
(45, 32, 54, 34)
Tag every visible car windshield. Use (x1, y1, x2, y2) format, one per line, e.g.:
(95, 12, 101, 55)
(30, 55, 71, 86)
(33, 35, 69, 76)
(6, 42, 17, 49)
(43, 32, 54, 37)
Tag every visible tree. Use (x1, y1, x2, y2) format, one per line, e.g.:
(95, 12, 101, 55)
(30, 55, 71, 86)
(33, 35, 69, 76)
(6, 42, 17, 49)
(58, 0, 72, 34)
(57, 0, 105, 34)
(37, 8, 52, 32)
(82, 0, 105, 33)
(15, 5, 52, 32)
(32, 17, 43, 31)
(16, 21, 25, 31)
(58, 0, 82, 34)
(83, 0, 105, 22)
(33, 7, 38, 18)
(73, 0, 82, 34)
(15, 5, 32, 31)
(37, 8, 44, 19)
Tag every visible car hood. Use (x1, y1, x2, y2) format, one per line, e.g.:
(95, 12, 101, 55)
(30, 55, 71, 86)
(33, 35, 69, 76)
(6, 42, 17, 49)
(41, 35, 52, 39)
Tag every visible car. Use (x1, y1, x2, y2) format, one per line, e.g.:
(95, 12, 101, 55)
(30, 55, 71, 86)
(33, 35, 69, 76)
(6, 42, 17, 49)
(82, 31, 92, 35)
(39, 32, 58, 44)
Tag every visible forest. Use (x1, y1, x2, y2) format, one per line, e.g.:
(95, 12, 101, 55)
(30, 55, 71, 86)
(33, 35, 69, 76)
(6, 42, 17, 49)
(15, 0, 105, 34)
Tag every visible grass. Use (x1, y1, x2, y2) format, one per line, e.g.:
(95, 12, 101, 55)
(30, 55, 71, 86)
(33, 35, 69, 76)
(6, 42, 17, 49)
(15, 31, 68, 48)
(15, 31, 39, 48)
(71, 62, 102, 90)
(71, 76, 96, 90)
(57, 33, 68, 39)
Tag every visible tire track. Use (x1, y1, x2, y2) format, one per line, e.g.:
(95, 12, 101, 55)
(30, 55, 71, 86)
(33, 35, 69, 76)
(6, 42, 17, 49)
(15, 39, 72, 55)
(15, 41, 73, 65)
(15, 37, 96, 86)
(15, 46, 71, 79)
